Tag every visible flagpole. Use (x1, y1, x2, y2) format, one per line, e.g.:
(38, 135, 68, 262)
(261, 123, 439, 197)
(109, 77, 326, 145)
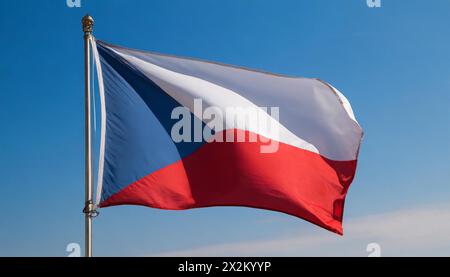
(82, 14, 94, 258)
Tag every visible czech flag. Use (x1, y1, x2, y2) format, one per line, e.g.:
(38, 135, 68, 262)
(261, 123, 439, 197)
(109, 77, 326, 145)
(91, 39, 363, 235)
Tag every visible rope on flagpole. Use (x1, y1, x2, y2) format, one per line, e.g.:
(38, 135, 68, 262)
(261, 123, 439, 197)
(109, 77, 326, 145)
(89, 36, 107, 208)
(91, 44, 97, 132)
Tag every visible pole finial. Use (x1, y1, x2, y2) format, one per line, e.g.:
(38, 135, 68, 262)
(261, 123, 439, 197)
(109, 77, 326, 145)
(82, 14, 94, 34)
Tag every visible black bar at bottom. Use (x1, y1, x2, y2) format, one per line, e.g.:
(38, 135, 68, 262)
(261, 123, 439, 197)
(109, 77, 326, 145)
(0, 257, 446, 274)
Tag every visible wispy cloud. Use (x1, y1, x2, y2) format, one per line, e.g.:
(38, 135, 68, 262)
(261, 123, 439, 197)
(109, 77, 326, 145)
(154, 203, 450, 256)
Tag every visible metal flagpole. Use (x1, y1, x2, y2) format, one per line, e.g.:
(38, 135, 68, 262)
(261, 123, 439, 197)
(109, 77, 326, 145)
(82, 14, 94, 258)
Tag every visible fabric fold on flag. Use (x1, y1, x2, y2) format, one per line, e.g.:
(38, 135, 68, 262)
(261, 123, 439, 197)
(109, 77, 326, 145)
(91, 38, 363, 235)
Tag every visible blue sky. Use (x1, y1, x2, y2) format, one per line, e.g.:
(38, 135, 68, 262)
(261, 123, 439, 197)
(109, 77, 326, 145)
(1, 0, 450, 256)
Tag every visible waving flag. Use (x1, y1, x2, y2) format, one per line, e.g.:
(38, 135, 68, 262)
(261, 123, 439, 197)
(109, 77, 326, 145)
(91, 39, 363, 235)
